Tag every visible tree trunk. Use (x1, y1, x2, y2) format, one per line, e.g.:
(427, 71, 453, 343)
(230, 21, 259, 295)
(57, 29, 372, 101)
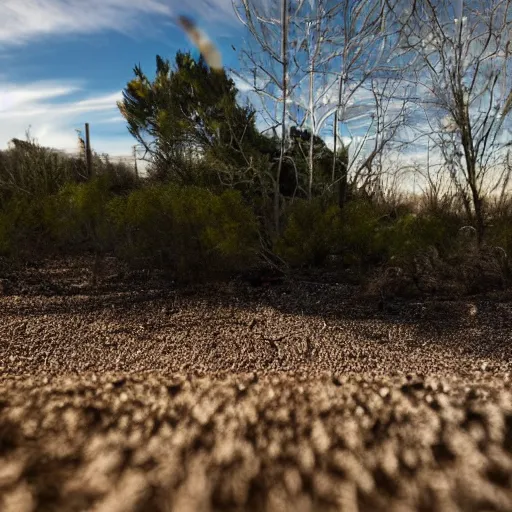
(308, 130, 314, 201)
(332, 109, 338, 184)
(461, 125, 485, 245)
(333, 50, 347, 207)
(308, 43, 315, 201)
(470, 184, 485, 245)
(338, 159, 348, 210)
(275, 0, 289, 234)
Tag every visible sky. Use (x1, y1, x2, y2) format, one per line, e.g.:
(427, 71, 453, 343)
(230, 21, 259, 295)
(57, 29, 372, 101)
(1, 0, 510, 192)
(0, 0, 242, 157)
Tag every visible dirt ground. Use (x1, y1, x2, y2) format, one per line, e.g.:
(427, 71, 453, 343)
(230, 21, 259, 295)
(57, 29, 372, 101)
(0, 258, 511, 511)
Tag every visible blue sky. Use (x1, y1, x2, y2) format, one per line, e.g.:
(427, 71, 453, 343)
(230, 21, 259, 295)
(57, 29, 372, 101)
(2, 0, 509, 189)
(0, 0, 242, 156)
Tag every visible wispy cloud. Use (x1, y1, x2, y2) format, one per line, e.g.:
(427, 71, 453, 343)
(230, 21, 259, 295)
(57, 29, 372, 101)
(0, 83, 78, 111)
(0, 0, 170, 45)
(95, 116, 126, 125)
(0, 81, 131, 155)
(0, 0, 236, 46)
(0, 89, 122, 120)
(0, 1, 240, 158)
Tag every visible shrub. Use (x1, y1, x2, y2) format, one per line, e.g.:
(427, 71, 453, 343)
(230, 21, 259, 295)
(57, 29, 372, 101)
(367, 212, 510, 299)
(383, 211, 462, 263)
(0, 141, 85, 209)
(0, 196, 49, 259)
(276, 198, 341, 267)
(44, 175, 113, 253)
(93, 155, 139, 194)
(339, 200, 383, 268)
(110, 185, 259, 277)
(486, 216, 512, 261)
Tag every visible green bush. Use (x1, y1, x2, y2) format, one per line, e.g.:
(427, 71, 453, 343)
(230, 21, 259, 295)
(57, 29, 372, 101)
(0, 141, 85, 209)
(0, 173, 133, 261)
(44, 175, 113, 252)
(110, 185, 259, 277)
(339, 200, 383, 268)
(276, 198, 341, 267)
(0, 196, 49, 258)
(0, 141, 138, 210)
(382, 211, 462, 263)
(486, 216, 512, 260)
(93, 156, 139, 194)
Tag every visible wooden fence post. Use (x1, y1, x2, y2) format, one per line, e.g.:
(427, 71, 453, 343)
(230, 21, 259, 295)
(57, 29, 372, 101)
(85, 123, 93, 179)
(133, 145, 139, 181)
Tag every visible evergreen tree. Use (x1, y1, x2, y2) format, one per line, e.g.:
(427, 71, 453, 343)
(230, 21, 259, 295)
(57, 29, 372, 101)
(118, 52, 265, 185)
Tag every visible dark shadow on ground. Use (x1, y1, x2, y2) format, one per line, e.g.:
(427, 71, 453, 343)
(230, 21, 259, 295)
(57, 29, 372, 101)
(2, 257, 512, 339)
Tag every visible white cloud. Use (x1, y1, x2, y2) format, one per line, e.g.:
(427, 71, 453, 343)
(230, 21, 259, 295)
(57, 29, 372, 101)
(0, 0, 237, 46)
(231, 73, 255, 93)
(0, 1, 240, 159)
(0, 0, 170, 45)
(0, 81, 133, 156)
(0, 90, 123, 120)
(95, 116, 126, 125)
(0, 83, 79, 112)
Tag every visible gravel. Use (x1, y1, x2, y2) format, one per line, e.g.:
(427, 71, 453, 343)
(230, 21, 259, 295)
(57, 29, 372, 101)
(0, 258, 511, 511)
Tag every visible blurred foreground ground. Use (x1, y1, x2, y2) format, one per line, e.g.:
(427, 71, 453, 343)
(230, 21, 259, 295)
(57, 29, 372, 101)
(1, 258, 511, 511)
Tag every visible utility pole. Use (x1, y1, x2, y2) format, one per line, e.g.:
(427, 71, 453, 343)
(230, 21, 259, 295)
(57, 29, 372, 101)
(85, 123, 93, 179)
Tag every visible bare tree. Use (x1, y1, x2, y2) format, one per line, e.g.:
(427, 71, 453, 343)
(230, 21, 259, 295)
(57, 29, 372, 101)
(328, 0, 398, 207)
(283, 0, 403, 205)
(284, 0, 346, 200)
(391, 0, 512, 243)
(235, 0, 406, 212)
(346, 76, 411, 202)
(278, 0, 289, 231)
(286, 0, 328, 200)
(233, 0, 291, 233)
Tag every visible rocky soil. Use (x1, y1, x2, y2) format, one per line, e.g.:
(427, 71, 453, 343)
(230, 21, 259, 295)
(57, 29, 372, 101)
(0, 258, 511, 511)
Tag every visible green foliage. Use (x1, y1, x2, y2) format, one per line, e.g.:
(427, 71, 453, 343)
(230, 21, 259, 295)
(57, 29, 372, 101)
(382, 211, 462, 263)
(44, 176, 113, 252)
(0, 196, 48, 258)
(0, 138, 138, 215)
(487, 216, 512, 259)
(276, 198, 341, 267)
(0, 139, 85, 209)
(339, 200, 383, 267)
(275, 127, 344, 199)
(274, 198, 462, 271)
(118, 52, 264, 184)
(0, 176, 258, 278)
(110, 185, 259, 277)
(93, 155, 139, 194)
